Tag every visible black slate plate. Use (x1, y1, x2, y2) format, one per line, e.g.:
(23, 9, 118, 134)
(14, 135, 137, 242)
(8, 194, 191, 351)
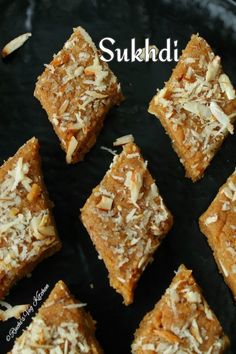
(0, 0, 236, 353)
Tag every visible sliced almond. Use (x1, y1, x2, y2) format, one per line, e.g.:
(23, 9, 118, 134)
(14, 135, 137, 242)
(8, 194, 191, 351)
(113, 134, 134, 146)
(38, 225, 55, 237)
(9, 207, 20, 217)
(97, 195, 113, 211)
(190, 319, 203, 344)
(0, 304, 29, 321)
(205, 214, 218, 225)
(58, 99, 69, 115)
(206, 56, 221, 82)
(219, 73, 235, 100)
(210, 101, 234, 134)
(125, 171, 143, 205)
(66, 136, 78, 164)
(27, 183, 41, 203)
(1, 33, 32, 58)
(183, 101, 211, 118)
(154, 329, 181, 344)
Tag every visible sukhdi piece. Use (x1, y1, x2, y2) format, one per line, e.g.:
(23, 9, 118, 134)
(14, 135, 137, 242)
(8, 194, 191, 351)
(99, 37, 179, 62)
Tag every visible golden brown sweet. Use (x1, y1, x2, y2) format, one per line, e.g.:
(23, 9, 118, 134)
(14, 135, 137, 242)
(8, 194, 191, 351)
(9, 280, 103, 353)
(132, 265, 229, 354)
(199, 169, 236, 299)
(149, 34, 236, 181)
(81, 141, 173, 305)
(0, 138, 61, 299)
(34, 26, 123, 164)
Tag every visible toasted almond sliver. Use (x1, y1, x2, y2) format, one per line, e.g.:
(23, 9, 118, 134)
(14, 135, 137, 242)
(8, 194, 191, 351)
(206, 56, 221, 82)
(155, 329, 181, 344)
(27, 183, 41, 202)
(210, 101, 234, 134)
(66, 136, 78, 164)
(113, 134, 134, 146)
(183, 101, 211, 118)
(97, 195, 113, 211)
(219, 73, 236, 100)
(1, 33, 32, 58)
(0, 304, 29, 321)
(205, 214, 218, 225)
(38, 225, 55, 237)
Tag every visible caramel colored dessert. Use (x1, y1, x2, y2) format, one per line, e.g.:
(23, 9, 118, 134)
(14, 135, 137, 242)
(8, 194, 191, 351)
(34, 26, 123, 163)
(0, 137, 61, 299)
(132, 265, 229, 353)
(149, 34, 236, 181)
(81, 142, 173, 305)
(199, 169, 236, 299)
(9, 280, 103, 353)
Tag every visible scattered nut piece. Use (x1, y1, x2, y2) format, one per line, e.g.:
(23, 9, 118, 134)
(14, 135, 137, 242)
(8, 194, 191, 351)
(9, 207, 20, 216)
(27, 183, 41, 202)
(125, 171, 143, 205)
(205, 214, 218, 225)
(219, 73, 236, 100)
(66, 136, 78, 164)
(0, 304, 29, 321)
(206, 56, 221, 82)
(210, 101, 234, 134)
(97, 195, 113, 211)
(113, 134, 134, 146)
(155, 329, 181, 344)
(1, 33, 32, 58)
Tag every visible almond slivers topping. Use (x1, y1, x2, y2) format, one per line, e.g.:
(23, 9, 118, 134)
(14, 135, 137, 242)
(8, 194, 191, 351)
(97, 195, 113, 210)
(206, 56, 221, 82)
(219, 73, 236, 100)
(125, 171, 143, 205)
(210, 101, 234, 134)
(183, 101, 211, 118)
(66, 136, 78, 163)
(1, 33, 32, 58)
(113, 134, 134, 146)
(0, 304, 29, 321)
(205, 214, 218, 225)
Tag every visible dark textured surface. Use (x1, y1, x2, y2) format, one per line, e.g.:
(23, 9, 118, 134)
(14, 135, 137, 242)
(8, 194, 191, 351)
(0, 0, 236, 353)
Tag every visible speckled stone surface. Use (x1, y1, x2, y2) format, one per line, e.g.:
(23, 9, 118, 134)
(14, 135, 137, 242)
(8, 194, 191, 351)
(0, 0, 235, 353)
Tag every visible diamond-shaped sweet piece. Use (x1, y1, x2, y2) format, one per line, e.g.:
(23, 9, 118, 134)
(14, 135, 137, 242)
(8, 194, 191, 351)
(81, 142, 173, 305)
(149, 34, 236, 182)
(0, 138, 61, 299)
(9, 280, 103, 353)
(34, 26, 123, 164)
(199, 169, 236, 299)
(132, 265, 229, 354)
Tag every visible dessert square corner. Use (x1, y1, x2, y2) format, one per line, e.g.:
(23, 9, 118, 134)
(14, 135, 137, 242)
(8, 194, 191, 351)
(0, 137, 61, 299)
(34, 26, 123, 164)
(148, 34, 236, 182)
(199, 168, 236, 299)
(81, 141, 173, 305)
(9, 280, 103, 353)
(132, 264, 229, 353)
